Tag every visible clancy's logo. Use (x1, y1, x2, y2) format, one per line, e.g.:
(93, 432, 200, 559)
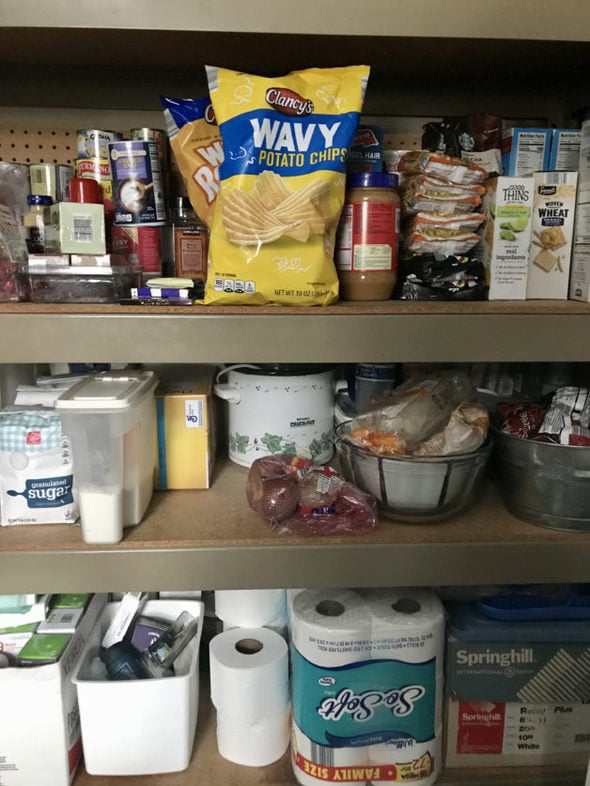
(266, 87, 314, 117)
(317, 686, 426, 722)
(8, 475, 74, 508)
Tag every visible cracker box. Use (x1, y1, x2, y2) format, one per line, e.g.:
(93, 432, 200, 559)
(569, 120, 590, 301)
(501, 128, 552, 176)
(0, 593, 107, 786)
(477, 175, 534, 299)
(548, 129, 582, 172)
(154, 366, 216, 489)
(526, 171, 578, 299)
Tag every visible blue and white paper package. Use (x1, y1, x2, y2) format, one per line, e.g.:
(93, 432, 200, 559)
(0, 410, 78, 525)
(289, 588, 445, 786)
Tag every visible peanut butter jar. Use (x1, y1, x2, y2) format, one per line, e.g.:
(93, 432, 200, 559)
(335, 171, 400, 301)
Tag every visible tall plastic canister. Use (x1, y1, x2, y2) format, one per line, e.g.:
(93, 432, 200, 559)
(55, 370, 158, 543)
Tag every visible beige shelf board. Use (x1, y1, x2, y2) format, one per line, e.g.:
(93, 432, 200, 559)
(73, 676, 586, 786)
(1, 0, 589, 41)
(2, 301, 590, 364)
(1, 460, 590, 593)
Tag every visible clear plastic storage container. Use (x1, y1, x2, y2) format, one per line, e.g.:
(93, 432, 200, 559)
(55, 371, 158, 544)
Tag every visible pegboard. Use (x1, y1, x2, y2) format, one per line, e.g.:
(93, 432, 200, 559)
(0, 128, 78, 166)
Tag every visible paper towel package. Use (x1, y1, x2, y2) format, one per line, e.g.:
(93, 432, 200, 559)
(290, 588, 445, 786)
(209, 626, 290, 766)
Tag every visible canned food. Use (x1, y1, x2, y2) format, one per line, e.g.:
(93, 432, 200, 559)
(111, 225, 162, 274)
(77, 129, 122, 160)
(108, 140, 166, 226)
(75, 158, 114, 214)
(131, 127, 169, 170)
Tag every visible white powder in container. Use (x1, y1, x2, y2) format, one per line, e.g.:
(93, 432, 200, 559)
(79, 487, 124, 544)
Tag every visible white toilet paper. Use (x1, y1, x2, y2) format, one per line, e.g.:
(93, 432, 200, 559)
(291, 718, 369, 786)
(209, 626, 289, 723)
(214, 589, 287, 628)
(290, 588, 445, 786)
(216, 706, 291, 767)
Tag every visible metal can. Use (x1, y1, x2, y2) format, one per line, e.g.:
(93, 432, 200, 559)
(130, 127, 169, 172)
(75, 157, 114, 214)
(111, 225, 162, 274)
(77, 129, 122, 160)
(108, 140, 166, 226)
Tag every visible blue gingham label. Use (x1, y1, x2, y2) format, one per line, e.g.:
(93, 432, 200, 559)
(0, 412, 62, 452)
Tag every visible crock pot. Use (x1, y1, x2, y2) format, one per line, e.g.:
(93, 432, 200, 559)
(214, 364, 338, 468)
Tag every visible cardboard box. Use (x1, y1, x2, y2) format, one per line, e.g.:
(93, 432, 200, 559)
(445, 698, 590, 768)
(476, 176, 534, 299)
(444, 602, 590, 769)
(0, 593, 107, 786)
(502, 128, 552, 176)
(45, 202, 106, 255)
(155, 366, 217, 489)
(569, 243, 590, 301)
(445, 602, 590, 704)
(526, 171, 578, 299)
(548, 129, 581, 171)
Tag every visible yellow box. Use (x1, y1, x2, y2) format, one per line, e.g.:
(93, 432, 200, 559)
(154, 367, 216, 489)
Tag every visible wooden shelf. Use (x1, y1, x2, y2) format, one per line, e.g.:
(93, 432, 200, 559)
(72, 676, 586, 786)
(2, 460, 589, 593)
(1, 301, 590, 363)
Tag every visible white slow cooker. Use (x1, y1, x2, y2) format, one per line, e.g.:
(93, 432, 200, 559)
(214, 364, 339, 468)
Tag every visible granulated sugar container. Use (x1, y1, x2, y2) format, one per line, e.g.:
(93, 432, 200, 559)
(55, 371, 158, 544)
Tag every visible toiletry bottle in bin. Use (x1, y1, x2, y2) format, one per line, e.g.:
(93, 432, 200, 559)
(55, 371, 158, 544)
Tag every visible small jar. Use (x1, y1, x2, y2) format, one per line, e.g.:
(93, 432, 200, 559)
(168, 197, 209, 281)
(24, 194, 53, 254)
(335, 172, 400, 301)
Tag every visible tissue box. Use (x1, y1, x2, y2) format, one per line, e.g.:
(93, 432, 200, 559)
(72, 599, 204, 775)
(0, 593, 107, 786)
(154, 367, 217, 489)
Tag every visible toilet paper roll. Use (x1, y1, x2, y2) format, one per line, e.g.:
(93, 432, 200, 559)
(222, 618, 289, 641)
(216, 705, 291, 767)
(362, 589, 445, 786)
(291, 719, 369, 786)
(215, 589, 287, 628)
(209, 626, 289, 723)
(290, 588, 371, 667)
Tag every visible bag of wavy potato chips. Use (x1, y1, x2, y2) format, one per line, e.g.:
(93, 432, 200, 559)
(161, 95, 223, 228)
(204, 65, 370, 305)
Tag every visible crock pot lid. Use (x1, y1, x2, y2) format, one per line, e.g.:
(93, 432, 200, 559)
(229, 363, 336, 376)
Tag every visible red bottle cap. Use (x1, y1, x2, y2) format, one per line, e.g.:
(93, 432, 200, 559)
(69, 177, 102, 204)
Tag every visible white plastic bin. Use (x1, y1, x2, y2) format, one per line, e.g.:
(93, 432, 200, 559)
(72, 599, 204, 775)
(55, 370, 158, 543)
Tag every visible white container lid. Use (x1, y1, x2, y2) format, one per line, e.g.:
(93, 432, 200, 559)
(55, 370, 157, 411)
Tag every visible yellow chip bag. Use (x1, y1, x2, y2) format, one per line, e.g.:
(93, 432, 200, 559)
(161, 95, 223, 228)
(204, 65, 370, 305)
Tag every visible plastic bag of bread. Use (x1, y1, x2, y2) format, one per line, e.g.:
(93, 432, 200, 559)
(413, 403, 489, 456)
(246, 454, 377, 535)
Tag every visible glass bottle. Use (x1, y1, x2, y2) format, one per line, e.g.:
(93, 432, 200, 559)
(24, 194, 53, 254)
(167, 197, 209, 281)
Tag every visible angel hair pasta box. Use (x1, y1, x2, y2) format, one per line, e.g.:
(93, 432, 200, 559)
(204, 65, 370, 306)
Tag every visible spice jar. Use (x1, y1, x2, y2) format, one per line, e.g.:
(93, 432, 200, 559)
(167, 197, 209, 281)
(24, 194, 53, 253)
(335, 172, 400, 301)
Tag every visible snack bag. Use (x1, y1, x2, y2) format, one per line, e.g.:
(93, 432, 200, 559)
(161, 95, 223, 228)
(204, 64, 370, 305)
